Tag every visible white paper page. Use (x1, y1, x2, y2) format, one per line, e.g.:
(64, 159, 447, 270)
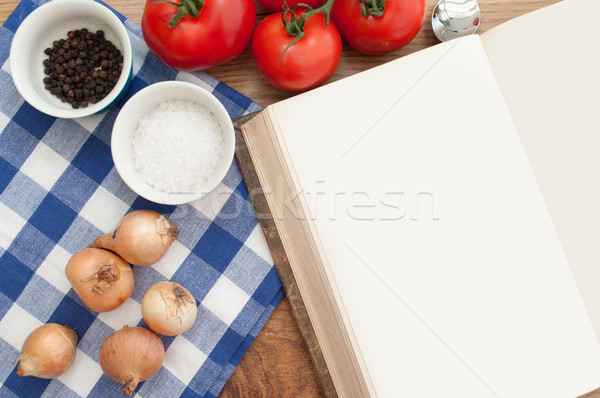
(270, 35, 600, 397)
(481, 0, 600, 339)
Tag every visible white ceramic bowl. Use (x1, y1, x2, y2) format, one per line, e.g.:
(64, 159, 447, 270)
(111, 81, 236, 205)
(10, 0, 133, 119)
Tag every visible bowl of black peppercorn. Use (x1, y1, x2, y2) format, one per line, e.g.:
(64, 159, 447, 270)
(10, 0, 133, 119)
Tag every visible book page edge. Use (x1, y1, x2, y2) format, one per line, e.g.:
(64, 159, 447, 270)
(241, 107, 377, 398)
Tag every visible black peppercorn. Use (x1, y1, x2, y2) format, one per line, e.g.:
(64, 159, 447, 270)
(42, 28, 123, 109)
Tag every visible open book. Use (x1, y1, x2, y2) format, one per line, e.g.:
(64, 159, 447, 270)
(240, 0, 600, 396)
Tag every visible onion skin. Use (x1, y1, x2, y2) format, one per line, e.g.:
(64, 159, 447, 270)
(99, 326, 164, 395)
(90, 210, 179, 266)
(142, 281, 198, 336)
(65, 248, 134, 312)
(14, 323, 77, 378)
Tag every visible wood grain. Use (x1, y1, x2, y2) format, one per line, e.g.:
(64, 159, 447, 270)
(4, 1, 600, 397)
(220, 298, 324, 397)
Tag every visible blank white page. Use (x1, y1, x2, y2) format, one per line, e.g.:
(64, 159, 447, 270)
(482, 0, 600, 340)
(270, 35, 600, 397)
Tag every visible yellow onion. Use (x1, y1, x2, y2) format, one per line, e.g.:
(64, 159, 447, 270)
(142, 281, 197, 336)
(65, 248, 134, 312)
(90, 210, 179, 266)
(99, 326, 164, 395)
(14, 323, 77, 378)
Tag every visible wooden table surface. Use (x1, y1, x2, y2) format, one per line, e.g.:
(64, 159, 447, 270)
(6, 0, 595, 397)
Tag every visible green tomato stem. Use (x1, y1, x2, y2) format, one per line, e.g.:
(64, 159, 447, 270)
(280, 0, 336, 61)
(151, 0, 205, 28)
(359, 0, 386, 17)
(298, 0, 336, 25)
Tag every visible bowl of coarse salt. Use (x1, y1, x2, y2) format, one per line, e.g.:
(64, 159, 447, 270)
(111, 81, 235, 205)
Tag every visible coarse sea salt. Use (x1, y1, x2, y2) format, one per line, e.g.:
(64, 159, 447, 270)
(132, 99, 225, 193)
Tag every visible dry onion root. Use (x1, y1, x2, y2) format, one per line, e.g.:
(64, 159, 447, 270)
(14, 323, 77, 379)
(65, 248, 134, 312)
(90, 210, 179, 266)
(142, 281, 198, 336)
(99, 326, 164, 395)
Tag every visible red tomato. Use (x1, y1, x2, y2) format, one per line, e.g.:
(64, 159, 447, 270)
(331, 0, 426, 54)
(256, 0, 324, 13)
(252, 11, 342, 92)
(142, 0, 256, 71)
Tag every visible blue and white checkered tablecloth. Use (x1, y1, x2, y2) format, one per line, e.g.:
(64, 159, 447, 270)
(0, 0, 284, 397)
